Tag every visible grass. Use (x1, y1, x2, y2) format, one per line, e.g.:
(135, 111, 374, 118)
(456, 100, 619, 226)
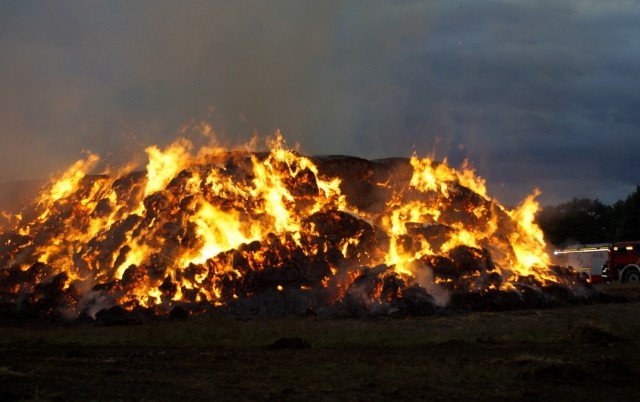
(2, 297, 640, 401)
(0, 304, 621, 348)
(3, 282, 637, 350)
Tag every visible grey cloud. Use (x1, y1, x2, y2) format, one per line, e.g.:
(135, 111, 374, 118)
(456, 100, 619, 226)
(1, 0, 639, 207)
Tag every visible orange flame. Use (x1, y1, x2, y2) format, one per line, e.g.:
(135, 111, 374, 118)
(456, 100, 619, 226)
(0, 131, 571, 316)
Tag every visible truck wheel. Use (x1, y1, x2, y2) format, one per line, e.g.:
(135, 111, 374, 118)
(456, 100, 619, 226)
(623, 269, 640, 283)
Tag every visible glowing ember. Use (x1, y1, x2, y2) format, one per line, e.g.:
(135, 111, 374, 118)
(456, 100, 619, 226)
(0, 133, 592, 320)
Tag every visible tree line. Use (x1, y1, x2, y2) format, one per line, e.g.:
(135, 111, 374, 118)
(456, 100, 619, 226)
(536, 186, 640, 247)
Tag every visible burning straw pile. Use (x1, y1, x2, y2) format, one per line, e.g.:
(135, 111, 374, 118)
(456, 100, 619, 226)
(0, 134, 595, 322)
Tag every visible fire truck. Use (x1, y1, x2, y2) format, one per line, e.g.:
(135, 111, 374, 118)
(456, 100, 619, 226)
(554, 241, 640, 284)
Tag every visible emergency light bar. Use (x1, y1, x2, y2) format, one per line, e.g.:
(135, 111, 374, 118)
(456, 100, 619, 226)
(553, 243, 609, 255)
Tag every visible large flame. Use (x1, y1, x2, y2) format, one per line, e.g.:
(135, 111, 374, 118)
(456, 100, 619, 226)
(0, 132, 585, 318)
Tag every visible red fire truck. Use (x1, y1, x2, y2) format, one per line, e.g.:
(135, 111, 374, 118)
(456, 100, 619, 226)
(554, 241, 640, 284)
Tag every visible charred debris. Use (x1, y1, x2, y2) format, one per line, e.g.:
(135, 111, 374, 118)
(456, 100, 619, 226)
(0, 153, 615, 324)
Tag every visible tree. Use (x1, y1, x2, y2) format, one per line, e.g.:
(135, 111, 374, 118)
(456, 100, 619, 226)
(611, 186, 640, 241)
(537, 198, 611, 246)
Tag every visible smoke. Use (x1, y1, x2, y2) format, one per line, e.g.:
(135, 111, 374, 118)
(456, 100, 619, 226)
(0, 180, 45, 215)
(2, 1, 640, 206)
(0, 1, 442, 183)
(409, 260, 451, 307)
(58, 278, 115, 321)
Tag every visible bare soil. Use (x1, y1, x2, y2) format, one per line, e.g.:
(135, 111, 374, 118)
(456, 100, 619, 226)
(1, 283, 640, 401)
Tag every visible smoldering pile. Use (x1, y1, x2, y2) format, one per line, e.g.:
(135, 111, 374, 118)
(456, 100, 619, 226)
(0, 150, 604, 324)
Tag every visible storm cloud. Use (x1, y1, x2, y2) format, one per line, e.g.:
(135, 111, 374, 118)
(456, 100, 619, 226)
(1, 0, 639, 206)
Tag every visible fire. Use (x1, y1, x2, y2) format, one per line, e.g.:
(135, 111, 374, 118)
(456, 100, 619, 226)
(0, 132, 590, 319)
(506, 190, 553, 279)
(144, 139, 193, 197)
(43, 153, 101, 203)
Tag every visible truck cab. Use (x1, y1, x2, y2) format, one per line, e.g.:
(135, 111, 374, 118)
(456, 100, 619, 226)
(554, 241, 640, 283)
(601, 241, 640, 283)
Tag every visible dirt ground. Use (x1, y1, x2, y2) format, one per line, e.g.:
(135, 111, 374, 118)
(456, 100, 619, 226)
(1, 283, 640, 402)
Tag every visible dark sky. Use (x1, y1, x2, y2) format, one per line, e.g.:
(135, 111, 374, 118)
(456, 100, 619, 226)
(1, 1, 639, 206)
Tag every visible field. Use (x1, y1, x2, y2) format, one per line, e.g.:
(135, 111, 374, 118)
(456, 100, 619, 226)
(1, 284, 640, 401)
